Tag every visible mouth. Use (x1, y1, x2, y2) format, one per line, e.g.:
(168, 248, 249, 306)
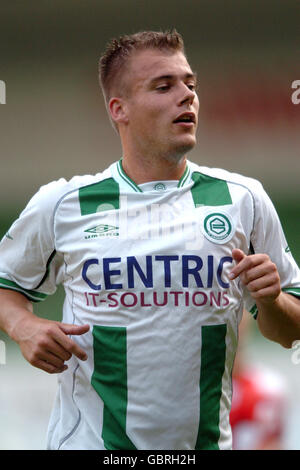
(173, 112, 196, 127)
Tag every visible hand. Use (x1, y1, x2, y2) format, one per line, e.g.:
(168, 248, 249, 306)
(229, 249, 281, 305)
(15, 316, 90, 374)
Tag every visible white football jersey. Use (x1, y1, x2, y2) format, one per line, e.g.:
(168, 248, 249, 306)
(0, 159, 299, 450)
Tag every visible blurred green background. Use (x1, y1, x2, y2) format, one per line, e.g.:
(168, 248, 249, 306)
(0, 0, 299, 450)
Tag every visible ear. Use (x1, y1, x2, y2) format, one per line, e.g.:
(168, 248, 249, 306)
(108, 97, 129, 126)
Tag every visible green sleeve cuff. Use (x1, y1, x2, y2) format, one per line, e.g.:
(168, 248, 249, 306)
(0, 277, 47, 303)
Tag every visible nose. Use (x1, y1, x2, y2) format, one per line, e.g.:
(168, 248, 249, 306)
(179, 83, 196, 107)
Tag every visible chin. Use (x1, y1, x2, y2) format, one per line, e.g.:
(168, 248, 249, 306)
(171, 137, 196, 158)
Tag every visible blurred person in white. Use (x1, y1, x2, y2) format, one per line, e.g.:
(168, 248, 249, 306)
(0, 30, 300, 450)
(230, 314, 288, 450)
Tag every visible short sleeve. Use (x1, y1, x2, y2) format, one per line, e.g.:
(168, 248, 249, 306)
(243, 181, 300, 317)
(0, 179, 67, 302)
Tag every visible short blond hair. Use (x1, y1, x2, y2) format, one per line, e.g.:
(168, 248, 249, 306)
(99, 29, 185, 104)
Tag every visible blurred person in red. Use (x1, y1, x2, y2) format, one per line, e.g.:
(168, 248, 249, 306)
(230, 314, 288, 450)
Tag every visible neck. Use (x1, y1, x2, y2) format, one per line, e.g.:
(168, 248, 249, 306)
(121, 153, 187, 185)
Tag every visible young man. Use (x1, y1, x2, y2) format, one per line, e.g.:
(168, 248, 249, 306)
(0, 30, 300, 450)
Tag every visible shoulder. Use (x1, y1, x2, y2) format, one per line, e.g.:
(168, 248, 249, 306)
(188, 160, 265, 194)
(187, 161, 273, 213)
(27, 167, 113, 213)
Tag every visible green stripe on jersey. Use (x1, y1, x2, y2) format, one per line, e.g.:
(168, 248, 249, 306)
(283, 287, 300, 298)
(0, 277, 47, 302)
(196, 323, 227, 450)
(249, 288, 300, 319)
(177, 165, 190, 188)
(117, 160, 142, 193)
(191, 172, 232, 207)
(79, 178, 120, 215)
(91, 326, 137, 450)
(249, 304, 258, 319)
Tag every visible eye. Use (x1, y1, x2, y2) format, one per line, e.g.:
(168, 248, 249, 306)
(186, 83, 196, 91)
(156, 84, 170, 92)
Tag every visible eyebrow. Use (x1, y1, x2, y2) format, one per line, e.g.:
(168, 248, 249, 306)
(149, 72, 197, 85)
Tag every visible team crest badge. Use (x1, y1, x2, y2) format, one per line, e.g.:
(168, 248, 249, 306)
(201, 211, 235, 244)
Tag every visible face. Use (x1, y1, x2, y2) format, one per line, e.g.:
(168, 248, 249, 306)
(111, 49, 199, 161)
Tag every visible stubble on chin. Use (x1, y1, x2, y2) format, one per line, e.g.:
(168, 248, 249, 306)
(166, 136, 197, 163)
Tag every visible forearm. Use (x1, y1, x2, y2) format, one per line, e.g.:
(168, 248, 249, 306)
(230, 250, 300, 349)
(257, 292, 300, 348)
(0, 287, 89, 373)
(0, 288, 34, 342)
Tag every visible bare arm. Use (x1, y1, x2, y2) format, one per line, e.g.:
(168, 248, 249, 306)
(256, 291, 300, 348)
(0, 288, 89, 373)
(230, 249, 300, 348)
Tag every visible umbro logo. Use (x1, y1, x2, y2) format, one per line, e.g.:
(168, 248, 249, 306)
(84, 224, 119, 239)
